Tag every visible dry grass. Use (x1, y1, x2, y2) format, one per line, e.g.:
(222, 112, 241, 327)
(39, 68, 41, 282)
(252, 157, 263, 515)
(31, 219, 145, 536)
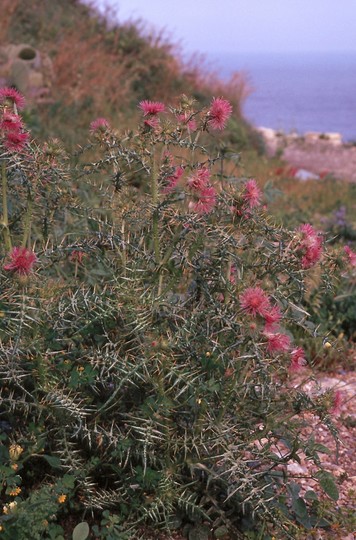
(0, 0, 19, 43)
(52, 25, 132, 109)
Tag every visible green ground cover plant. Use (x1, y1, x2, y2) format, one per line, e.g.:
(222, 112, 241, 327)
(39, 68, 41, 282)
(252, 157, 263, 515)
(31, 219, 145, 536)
(1, 88, 355, 539)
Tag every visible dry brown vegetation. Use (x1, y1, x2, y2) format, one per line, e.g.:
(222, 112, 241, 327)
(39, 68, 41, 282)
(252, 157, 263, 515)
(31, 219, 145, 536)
(0, 0, 251, 143)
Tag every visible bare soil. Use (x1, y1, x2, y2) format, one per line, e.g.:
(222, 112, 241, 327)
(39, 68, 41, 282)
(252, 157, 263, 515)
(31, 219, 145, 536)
(288, 367, 356, 539)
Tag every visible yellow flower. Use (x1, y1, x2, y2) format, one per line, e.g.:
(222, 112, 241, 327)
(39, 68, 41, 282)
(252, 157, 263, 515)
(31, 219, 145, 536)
(11, 463, 18, 471)
(3, 502, 17, 514)
(57, 494, 67, 504)
(9, 487, 21, 497)
(9, 444, 24, 461)
(77, 366, 84, 372)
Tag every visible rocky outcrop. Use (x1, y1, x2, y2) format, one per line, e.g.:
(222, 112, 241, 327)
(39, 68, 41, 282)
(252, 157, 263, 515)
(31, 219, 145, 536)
(304, 131, 343, 146)
(0, 43, 54, 103)
(256, 127, 356, 182)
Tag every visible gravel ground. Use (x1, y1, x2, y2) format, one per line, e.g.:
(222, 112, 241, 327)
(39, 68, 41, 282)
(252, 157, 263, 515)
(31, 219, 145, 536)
(282, 139, 356, 183)
(139, 365, 356, 540)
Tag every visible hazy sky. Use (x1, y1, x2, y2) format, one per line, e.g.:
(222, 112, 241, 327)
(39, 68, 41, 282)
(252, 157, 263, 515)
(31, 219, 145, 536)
(97, 0, 356, 56)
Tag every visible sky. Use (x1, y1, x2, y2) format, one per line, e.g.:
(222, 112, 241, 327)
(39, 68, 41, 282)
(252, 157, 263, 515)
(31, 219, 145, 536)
(96, 0, 356, 57)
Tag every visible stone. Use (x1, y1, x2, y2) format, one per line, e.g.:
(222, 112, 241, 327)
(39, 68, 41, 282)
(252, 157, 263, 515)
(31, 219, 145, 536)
(0, 43, 54, 104)
(304, 132, 320, 144)
(294, 168, 320, 181)
(255, 127, 280, 155)
(287, 462, 307, 475)
(323, 132, 343, 145)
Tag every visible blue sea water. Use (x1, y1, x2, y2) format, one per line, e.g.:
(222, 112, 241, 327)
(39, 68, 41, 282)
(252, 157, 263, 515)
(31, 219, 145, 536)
(209, 52, 356, 142)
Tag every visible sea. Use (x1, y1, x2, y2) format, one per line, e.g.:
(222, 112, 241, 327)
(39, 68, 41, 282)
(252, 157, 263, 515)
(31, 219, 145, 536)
(209, 52, 356, 142)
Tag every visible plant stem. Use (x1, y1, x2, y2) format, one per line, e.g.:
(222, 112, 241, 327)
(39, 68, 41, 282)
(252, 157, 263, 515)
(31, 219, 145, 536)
(151, 148, 160, 264)
(224, 256, 232, 305)
(21, 193, 33, 248)
(159, 225, 183, 268)
(1, 160, 12, 251)
(121, 219, 127, 277)
(220, 153, 224, 182)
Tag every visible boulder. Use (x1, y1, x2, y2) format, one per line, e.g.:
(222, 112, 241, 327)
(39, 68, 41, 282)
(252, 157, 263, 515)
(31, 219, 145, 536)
(256, 126, 279, 155)
(324, 132, 343, 145)
(294, 168, 320, 181)
(304, 132, 320, 144)
(0, 43, 54, 103)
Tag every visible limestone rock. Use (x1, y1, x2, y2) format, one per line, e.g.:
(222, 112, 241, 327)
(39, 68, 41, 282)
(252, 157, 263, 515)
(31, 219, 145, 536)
(0, 43, 54, 104)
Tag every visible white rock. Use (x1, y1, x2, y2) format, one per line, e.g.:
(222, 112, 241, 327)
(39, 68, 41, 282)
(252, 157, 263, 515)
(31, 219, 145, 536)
(256, 126, 277, 140)
(324, 132, 343, 145)
(305, 132, 320, 143)
(295, 169, 320, 181)
(287, 462, 307, 475)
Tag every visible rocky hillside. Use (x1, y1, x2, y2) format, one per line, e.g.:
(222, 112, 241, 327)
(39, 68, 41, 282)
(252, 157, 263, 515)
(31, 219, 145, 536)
(0, 0, 253, 147)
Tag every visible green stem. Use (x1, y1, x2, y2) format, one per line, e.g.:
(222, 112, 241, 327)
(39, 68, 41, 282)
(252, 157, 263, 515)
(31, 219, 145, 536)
(1, 160, 12, 251)
(220, 153, 224, 182)
(224, 256, 232, 305)
(159, 225, 183, 268)
(151, 148, 160, 264)
(121, 219, 127, 277)
(191, 131, 200, 164)
(21, 194, 33, 248)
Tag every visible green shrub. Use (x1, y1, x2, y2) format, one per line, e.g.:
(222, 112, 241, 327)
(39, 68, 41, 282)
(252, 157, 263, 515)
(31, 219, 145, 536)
(0, 91, 352, 539)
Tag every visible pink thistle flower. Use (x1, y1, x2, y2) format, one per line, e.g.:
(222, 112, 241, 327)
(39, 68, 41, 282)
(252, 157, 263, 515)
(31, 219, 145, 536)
(229, 264, 237, 284)
(3, 130, 29, 152)
(239, 287, 270, 317)
(69, 250, 86, 264)
(301, 247, 322, 269)
(289, 347, 307, 372)
(344, 245, 356, 267)
(299, 224, 320, 249)
(177, 112, 197, 131)
(162, 166, 184, 193)
(189, 186, 216, 214)
(264, 332, 291, 354)
(139, 100, 165, 116)
(207, 97, 233, 130)
(187, 168, 210, 191)
(262, 304, 282, 331)
(330, 390, 342, 415)
(4, 247, 37, 275)
(89, 117, 110, 133)
(0, 87, 26, 110)
(297, 224, 323, 269)
(243, 179, 262, 208)
(143, 116, 160, 130)
(299, 223, 316, 237)
(0, 111, 23, 132)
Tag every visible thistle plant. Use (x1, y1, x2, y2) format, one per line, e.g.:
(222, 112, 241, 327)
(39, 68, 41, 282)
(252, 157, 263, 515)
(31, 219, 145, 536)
(0, 90, 350, 538)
